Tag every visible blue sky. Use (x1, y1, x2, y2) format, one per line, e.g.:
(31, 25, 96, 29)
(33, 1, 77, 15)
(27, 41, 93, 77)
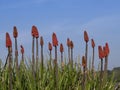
(0, 0, 120, 69)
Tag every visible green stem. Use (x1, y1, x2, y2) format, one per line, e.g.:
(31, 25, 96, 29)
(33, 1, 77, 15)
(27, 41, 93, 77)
(8, 47, 12, 90)
(32, 37, 35, 77)
(50, 50, 52, 66)
(15, 38, 18, 70)
(71, 48, 73, 69)
(41, 45, 44, 78)
(4, 53, 9, 68)
(85, 42, 88, 70)
(36, 38, 38, 73)
(22, 53, 24, 62)
(82, 66, 86, 90)
(104, 56, 108, 82)
(100, 58, 103, 89)
(61, 52, 63, 64)
(68, 47, 70, 64)
(54, 46, 58, 89)
(61, 52, 63, 71)
(92, 47, 95, 79)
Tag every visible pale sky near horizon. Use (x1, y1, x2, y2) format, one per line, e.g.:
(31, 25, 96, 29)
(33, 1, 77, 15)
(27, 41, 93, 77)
(0, 0, 120, 70)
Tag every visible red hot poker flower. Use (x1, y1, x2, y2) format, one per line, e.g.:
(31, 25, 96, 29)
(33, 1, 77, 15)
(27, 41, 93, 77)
(91, 39, 95, 48)
(48, 42, 52, 51)
(13, 26, 18, 38)
(6, 32, 12, 47)
(98, 46, 104, 59)
(60, 43, 64, 53)
(82, 56, 86, 67)
(103, 46, 107, 57)
(84, 31, 89, 43)
(31, 26, 36, 37)
(52, 32, 58, 46)
(40, 36, 44, 46)
(70, 41, 74, 49)
(31, 25, 39, 38)
(20, 45, 24, 54)
(67, 38, 71, 47)
(105, 42, 110, 55)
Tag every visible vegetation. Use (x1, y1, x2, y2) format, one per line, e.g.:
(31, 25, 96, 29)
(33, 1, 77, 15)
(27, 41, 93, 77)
(0, 60, 116, 90)
(0, 26, 119, 90)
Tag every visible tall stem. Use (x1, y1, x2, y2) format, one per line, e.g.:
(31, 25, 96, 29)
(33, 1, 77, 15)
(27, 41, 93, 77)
(36, 38, 38, 72)
(92, 47, 94, 70)
(85, 42, 88, 70)
(92, 47, 95, 79)
(61, 52, 63, 64)
(41, 45, 44, 78)
(8, 47, 12, 90)
(55, 46, 57, 62)
(54, 46, 58, 89)
(32, 37, 35, 77)
(104, 56, 108, 82)
(104, 56, 108, 73)
(50, 50, 52, 65)
(4, 53, 9, 68)
(15, 38, 18, 70)
(82, 66, 86, 90)
(61, 52, 63, 70)
(68, 47, 70, 64)
(71, 48, 73, 69)
(100, 58, 103, 89)
(22, 53, 24, 62)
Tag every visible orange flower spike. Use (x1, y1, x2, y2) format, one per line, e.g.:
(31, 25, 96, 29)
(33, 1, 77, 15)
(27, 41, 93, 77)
(13, 26, 18, 38)
(82, 56, 86, 67)
(31, 25, 36, 37)
(105, 42, 110, 55)
(98, 46, 104, 59)
(67, 38, 70, 47)
(6, 32, 12, 47)
(40, 36, 44, 46)
(31, 25, 39, 38)
(84, 31, 89, 43)
(20, 45, 24, 54)
(52, 32, 58, 46)
(60, 43, 64, 53)
(70, 41, 74, 49)
(35, 29, 39, 38)
(91, 39, 95, 48)
(48, 42, 52, 51)
(103, 46, 107, 57)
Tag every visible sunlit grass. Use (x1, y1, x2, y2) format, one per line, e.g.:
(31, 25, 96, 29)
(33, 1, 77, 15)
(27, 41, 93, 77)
(0, 58, 115, 90)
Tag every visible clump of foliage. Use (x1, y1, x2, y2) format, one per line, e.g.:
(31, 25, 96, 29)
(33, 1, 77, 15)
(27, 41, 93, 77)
(0, 26, 117, 90)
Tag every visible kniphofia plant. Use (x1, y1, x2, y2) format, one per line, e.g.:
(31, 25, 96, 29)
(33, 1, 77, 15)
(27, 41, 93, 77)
(31, 25, 39, 77)
(20, 45, 24, 62)
(67, 38, 71, 63)
(82, 56, 86, 90)
(70, 40, 74, 68)
(48, 42, 52, 65)
(40, 36, 44, 78)
(84, 31, 89, 69)
(103, 43, 110, 82)
(6, 32, 13, 90)
(13, 26, 18, 69)
(104, 43, 110, 72)
(91, 39, 95, 79)
(52, 32, 58, 89)
(98, 45, 105, 89)
(91, 39, 95, 70)
(60, 43, 64, 66)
